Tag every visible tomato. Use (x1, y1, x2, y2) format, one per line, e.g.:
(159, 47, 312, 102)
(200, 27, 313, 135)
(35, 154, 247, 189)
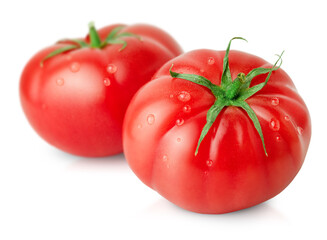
(20, 23, 182, 157)
(123, 38, 311, 214)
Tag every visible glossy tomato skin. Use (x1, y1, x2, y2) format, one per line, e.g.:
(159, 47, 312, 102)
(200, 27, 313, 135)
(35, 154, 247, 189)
(123, 49, 311, 213)
(20, 24, 182, 157)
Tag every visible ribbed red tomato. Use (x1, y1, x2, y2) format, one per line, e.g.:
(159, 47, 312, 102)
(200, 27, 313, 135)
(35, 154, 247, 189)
(20, 23, 182, 157)
(123, 38, 311, 213)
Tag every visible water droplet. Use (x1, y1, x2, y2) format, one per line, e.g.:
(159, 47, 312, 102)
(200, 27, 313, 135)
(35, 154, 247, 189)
(169, 94, 174, 99)
(137, 123, 142, 129)
(206, 159, 213, 167)
(106, 64, 117, 74)
(269, 118, 280, 131)
(207, 57, 215, 65)
(200, 69, 205, 73)
(70, 62, 80, 72)
(271, 97, 279, 106)
(56, 78, 64, 86)
(276, 135, 281, 142)
(162, 155, 168, 162)
(284, 116, 290, 121)
(104, 78, 111, 86)
(177, 91, 191, 102)
(176, 137, 182, 142)
(176, 118, 184, 126)
(297, 126, 304, 135)
(147, 114, 155, 125)
(183, 105, 191, 113)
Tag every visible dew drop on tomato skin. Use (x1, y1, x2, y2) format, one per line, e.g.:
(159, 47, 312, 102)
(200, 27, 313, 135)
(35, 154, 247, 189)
(297, 126, 304, 135)
(177, 91, 191, 102)
(137, 123, 142, 129)
(56, 78, 64, 86)
(271, 97, 279, 106)
(283, 115, 302, 134)
(183, 105, 191, 113)
(276, 135, 281, 142)
(147, 114, 155, 125)
(169, 94, 174, 99)
(206, 159, 213, 167)
(162, 155, 168, 162)
(207, 57, 215, 65)
(269, 118, 280, 131)
(176, 137, 182, 143)
(70, 62, 80, 73)
(103, 78, 111, 86)
(175, 118, 184, 126)
(162, 155, 170, 168)
(106, 64, 117, 74)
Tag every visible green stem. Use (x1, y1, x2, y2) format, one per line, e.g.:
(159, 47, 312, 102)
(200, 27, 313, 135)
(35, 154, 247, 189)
(88, 22, 102, 48)
(225, 73, 246, 100)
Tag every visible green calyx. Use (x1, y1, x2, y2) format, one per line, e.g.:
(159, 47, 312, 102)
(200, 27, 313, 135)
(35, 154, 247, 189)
(40, 22, 141, 66)
(170, 37, 284, 156)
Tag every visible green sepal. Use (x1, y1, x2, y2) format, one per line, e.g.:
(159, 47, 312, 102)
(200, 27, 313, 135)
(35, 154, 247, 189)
(103, 26, 141, 50)
(57, 39, 88, 48)
(195, 98, 226, 155)
(116, 32, 142, 40)
(105, 26, 125, 42)
(221, 37, 247, 89)
(237, 52, 283, 101)
(106, 39, 127, 51)
(232, 100, 268, 156)
(40, 45, 78, 67)
(169, 65, 224, 98)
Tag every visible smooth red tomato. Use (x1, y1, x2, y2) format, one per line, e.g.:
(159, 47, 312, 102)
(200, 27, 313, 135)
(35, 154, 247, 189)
(20, 23, 182, 157)
(123, 38, 311, 213)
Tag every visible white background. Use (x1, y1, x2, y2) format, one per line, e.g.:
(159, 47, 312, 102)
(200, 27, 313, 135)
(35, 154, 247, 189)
(0, 0, 326, 239)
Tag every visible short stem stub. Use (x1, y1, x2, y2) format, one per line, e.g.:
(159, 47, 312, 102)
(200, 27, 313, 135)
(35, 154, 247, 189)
(225, 73, 246, 100)
(88, 22, 102, 48)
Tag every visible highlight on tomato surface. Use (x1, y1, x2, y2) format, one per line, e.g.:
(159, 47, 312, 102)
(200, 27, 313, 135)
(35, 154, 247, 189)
(123, 37, 311, 214)
(20, 22, 182, 157)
